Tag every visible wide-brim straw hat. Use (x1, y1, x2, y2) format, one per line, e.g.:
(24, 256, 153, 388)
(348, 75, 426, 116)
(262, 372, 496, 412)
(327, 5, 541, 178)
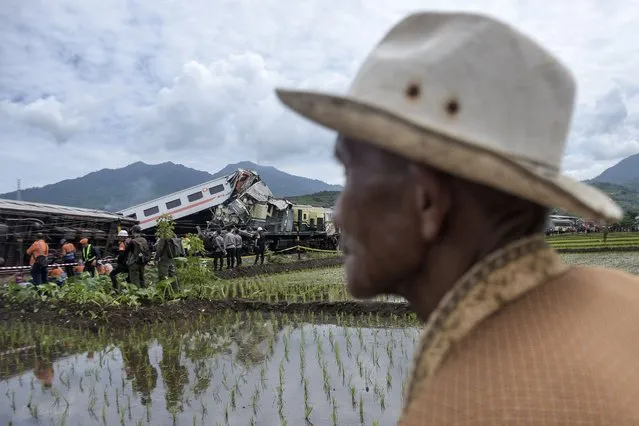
(275, 11, 622, 221)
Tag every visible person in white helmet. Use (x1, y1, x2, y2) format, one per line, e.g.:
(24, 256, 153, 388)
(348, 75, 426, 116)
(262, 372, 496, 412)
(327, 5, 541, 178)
(253, 227, 266, 265)
(110, 229, 130, 290)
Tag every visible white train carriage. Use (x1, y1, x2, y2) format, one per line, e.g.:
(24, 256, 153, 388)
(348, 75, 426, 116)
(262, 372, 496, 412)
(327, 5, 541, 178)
(117, 174, 235, 231)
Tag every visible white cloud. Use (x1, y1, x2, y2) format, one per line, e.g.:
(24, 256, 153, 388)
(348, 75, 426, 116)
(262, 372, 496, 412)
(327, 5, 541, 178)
(1, 0, 639, 194)
(0, 96, 91, 143)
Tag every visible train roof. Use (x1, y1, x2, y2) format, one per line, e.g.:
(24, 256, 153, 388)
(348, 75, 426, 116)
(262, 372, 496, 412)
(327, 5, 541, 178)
(0, 198, 138, 223)
(118, 170, 238, 212)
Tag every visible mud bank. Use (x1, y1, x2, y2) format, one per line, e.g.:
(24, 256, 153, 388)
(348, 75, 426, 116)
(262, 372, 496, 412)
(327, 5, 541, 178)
(214, 255, 344, 279)
(0, 297, 411, 330)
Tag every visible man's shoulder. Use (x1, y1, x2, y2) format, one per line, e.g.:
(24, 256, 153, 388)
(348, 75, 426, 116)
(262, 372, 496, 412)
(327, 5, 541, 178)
(401, 267, 639, 425)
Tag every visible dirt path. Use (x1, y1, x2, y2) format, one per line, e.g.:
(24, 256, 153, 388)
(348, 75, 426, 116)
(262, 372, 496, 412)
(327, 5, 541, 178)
(0, 297, 411, 330)
(214, 256, 344, 279)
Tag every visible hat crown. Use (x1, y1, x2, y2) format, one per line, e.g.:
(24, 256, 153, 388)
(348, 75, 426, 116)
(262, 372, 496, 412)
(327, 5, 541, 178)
(348, 12, 576, 172)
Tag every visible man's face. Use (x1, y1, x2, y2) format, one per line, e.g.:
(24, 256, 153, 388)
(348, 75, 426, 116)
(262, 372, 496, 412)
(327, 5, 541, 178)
(333, 137, 425, 299)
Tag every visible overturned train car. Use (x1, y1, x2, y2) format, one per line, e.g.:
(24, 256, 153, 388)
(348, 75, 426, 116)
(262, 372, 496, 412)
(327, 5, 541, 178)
(118, 169, 340, 253)
(0, 199, 138, 268)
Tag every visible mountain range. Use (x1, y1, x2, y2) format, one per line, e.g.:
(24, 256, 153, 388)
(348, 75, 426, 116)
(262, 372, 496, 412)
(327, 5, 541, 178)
(589, 153, 639, 191)
(0, 161, 342, 212)
(1, 154, 638, 215)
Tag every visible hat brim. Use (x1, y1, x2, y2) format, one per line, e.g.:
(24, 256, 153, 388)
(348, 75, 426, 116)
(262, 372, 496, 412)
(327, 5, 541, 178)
(275, 88, 623, 222)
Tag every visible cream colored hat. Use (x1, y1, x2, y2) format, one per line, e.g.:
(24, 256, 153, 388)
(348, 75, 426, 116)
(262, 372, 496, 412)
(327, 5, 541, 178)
(275, 11, 622, 221)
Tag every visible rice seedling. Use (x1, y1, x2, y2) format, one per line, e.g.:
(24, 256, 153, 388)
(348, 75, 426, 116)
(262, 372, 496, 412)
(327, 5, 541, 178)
(0, 310, 421, 425)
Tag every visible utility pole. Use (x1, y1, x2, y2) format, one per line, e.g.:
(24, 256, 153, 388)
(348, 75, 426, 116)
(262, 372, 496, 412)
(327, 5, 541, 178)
(16, 179, 21, 201)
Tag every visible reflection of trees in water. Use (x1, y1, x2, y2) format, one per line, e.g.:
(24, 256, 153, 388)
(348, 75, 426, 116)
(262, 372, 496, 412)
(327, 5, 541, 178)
(0, 321, 107, 383)
(158, 337, 189, 413)
(152, 312, 283, 414)
(119, 342, 158, 406)
(3, 312, 290, 419)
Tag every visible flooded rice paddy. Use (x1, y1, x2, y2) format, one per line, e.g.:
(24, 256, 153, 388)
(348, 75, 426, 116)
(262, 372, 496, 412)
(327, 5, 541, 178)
(559, 252, 639, 275)
(1, 251, 636, 425)
(0, 311, 420, 425)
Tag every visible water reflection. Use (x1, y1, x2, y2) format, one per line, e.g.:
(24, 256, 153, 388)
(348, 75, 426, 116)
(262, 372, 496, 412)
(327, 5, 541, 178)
(34, 341, 54, 389)
(120, 342, 157, 406)
(0, 311, 419, 425)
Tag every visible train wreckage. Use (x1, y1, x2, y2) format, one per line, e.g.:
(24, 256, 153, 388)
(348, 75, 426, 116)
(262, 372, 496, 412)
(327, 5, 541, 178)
(0, 169, 339, 268)
(117, 168, 339, 251)
(0, 199, 138, 268)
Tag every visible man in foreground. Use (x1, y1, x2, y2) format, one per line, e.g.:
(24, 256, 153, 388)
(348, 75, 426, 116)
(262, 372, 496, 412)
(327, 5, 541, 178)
(275, 11, 639, 425)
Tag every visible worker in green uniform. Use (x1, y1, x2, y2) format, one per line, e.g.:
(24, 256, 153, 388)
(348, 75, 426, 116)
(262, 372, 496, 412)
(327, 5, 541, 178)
(125, 225, 150, 287)
(155, 234, 184, 282)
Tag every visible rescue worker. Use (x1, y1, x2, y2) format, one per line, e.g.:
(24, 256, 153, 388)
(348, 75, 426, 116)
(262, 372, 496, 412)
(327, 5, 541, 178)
(59, 239, 76, 278)
(223, 228, 236, 269)
(26, 233, 49, 285)
(234, 228, 243, 266)
(80, 238, 99, 277)
(213, 231, 226, 271)
(110, 230, 130, 290)
(254, 227, 266, 265)
(274, 11, 639, 424)
(48, 266, 66, 286)
(125, 225, 149, 287)
(155, 232, 180, 282)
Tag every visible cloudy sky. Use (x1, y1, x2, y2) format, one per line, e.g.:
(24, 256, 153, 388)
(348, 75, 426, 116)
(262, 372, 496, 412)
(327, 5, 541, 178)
(1, 0, 639, 194)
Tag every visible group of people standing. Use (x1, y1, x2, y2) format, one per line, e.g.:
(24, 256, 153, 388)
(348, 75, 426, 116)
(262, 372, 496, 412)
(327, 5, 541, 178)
(23, 225, 155, 289)
(25, 232, 101, 285)
(24, 224, 266, 287)
(206, 226, 266, 271)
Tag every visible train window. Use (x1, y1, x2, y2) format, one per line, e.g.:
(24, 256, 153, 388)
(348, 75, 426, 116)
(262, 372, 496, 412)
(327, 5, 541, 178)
(303, 213, 307, 220)
(166, 199, 182, 210)
(188, 191, 203, 202)
(143, 206, 160, 217)
(127, 213, 137, 219)
(209, 184, 224, 195)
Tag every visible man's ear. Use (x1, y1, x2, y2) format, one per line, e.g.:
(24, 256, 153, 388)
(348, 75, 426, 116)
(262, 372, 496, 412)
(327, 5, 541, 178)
(410, 165, 451, 241)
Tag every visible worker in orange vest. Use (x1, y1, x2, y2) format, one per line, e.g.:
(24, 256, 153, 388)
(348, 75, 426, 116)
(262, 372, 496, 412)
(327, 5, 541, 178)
(48, 266, 66, 286)
(26, 233, 49, 285)
(60, 239, 77, 278)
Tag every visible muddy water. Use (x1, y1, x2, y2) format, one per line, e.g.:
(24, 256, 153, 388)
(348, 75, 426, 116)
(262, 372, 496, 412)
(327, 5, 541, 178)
(0, 312, 420, 425)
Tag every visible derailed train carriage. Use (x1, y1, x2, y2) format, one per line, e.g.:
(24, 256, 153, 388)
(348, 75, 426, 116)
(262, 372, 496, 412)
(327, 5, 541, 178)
(0, 199, 138, 268)
(117, 168, 340, 254)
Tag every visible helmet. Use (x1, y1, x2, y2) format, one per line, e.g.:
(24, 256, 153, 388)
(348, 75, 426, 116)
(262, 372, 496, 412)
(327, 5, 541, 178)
(60, 239, 66, 245)
(117, 230, 129, 237)
(257, 227, 263, 231)
(35, 233, 44, 239)
(131, 225, 142, 234)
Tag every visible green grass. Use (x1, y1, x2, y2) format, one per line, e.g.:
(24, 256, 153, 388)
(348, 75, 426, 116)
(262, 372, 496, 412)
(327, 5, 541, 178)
(546, 232, 639, 249)
(0, 260, 389, 311)
(285, 191, 340, 208)
(3, 244, 637, 311)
